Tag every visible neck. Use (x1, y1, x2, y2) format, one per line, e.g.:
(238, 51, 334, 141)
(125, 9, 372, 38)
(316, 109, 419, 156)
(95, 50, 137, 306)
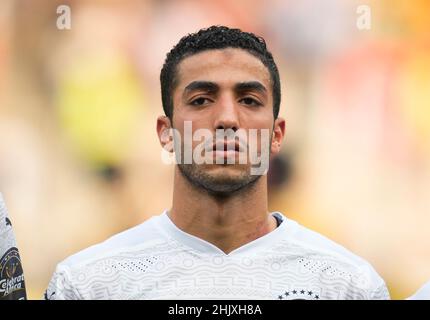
(168, 167, 277, 254)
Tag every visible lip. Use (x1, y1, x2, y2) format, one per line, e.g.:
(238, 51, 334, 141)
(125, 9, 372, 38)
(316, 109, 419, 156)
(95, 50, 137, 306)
(212, 141, 243, 152)
(211, 150, 238, 159)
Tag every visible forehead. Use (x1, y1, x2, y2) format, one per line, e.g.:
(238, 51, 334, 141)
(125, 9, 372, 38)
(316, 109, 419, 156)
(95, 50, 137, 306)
(175, 48, 271, 88)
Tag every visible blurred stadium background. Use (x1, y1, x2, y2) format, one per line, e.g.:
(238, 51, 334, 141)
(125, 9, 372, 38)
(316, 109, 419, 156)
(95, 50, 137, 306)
(0, 0, 429, 299)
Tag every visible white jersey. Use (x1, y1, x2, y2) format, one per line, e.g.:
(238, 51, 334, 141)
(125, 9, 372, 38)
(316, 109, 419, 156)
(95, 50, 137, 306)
(408, 281, 430, 300)
(45, 211, 389, 300)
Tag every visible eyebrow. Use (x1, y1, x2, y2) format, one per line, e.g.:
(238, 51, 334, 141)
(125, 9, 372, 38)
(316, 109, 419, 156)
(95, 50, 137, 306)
(184, 81, 219, 93)
(234, 81, 267, 94)
(183, 80, 267, 95)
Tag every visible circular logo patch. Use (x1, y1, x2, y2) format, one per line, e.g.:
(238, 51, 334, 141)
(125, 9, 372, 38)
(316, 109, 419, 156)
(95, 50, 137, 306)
(0, 247, 26, 300)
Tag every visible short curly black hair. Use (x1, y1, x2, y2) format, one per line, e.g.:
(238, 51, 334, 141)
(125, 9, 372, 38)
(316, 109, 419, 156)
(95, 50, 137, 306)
(160, 26, 281, 120)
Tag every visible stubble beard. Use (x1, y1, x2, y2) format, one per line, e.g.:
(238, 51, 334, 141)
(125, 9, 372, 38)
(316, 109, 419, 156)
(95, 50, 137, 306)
(177, 162, 261, 197)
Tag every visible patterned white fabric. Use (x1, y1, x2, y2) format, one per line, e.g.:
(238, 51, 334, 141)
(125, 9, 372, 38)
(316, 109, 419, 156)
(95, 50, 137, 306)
(45, 211, 389, 300)
(0, 193, 26, 300)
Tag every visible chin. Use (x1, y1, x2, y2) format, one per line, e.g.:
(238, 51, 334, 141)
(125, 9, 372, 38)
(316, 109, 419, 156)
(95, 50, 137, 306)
(203, 167, 259, 187)
(205, 165, 249, 178)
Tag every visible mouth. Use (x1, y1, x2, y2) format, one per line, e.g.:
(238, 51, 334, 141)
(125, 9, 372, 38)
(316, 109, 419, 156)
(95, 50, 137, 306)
(212, 141, 243, 153)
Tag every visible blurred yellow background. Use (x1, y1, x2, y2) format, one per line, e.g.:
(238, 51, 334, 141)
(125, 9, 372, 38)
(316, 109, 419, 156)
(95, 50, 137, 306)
(0, 0, 429, 299)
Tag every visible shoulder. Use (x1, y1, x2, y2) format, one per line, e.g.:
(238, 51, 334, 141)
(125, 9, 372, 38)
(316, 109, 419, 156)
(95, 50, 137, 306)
(276, 212, 389, 298)
(61, 213, 167, 269)
(282, 215, 370, 266)
(408, 281, 430, 300)
(45, 212, 170, 299)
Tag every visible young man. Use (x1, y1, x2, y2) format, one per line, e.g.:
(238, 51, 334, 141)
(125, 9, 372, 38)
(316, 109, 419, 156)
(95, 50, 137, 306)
(45, 26, 389, 300)
(0, 193, 27, 300)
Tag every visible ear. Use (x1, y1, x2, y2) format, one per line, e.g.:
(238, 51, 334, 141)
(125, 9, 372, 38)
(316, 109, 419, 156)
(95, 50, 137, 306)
(156, 115, 173, 152)
(271, 117, 285, 155)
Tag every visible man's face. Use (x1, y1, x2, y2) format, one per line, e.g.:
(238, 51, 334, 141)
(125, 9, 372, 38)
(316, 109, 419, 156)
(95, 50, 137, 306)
(159, 48, 284, 195)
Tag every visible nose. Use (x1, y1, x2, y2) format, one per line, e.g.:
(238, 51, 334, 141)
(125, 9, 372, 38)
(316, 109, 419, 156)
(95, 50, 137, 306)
(213, 94, 240, 131)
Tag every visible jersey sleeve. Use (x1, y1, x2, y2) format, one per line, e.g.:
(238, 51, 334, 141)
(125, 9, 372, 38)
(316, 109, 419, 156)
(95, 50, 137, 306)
(369, 281, 390, 300)
(407, 281, 430, 300)
(0, 194, 27, 300)
(44, 265, 81, 300)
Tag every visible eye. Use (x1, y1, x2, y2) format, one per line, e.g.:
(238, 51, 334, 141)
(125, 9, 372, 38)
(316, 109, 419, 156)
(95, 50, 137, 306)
(240, 97, 262, 106)
(190, 97, 211, 106)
